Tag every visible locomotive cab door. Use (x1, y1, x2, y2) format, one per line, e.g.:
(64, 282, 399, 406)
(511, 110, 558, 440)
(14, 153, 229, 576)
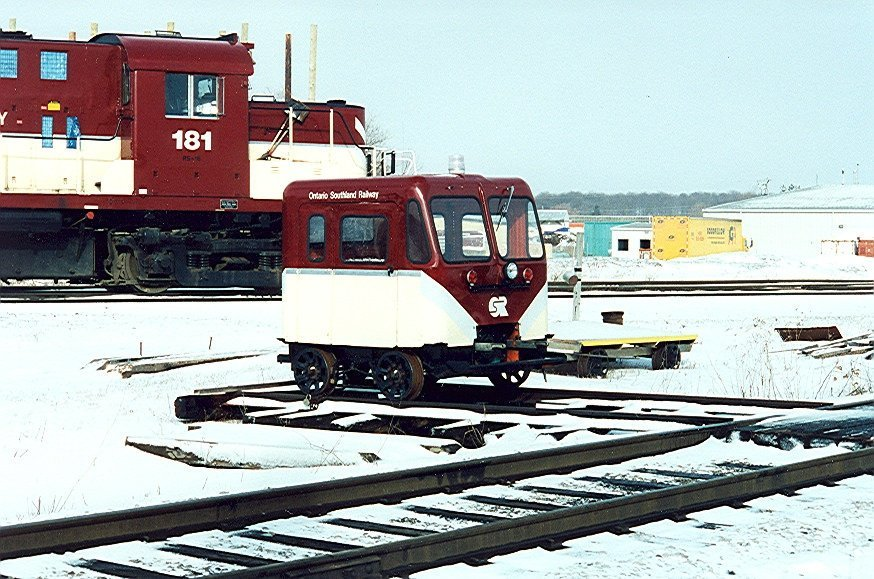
(130, 65, 250, 198)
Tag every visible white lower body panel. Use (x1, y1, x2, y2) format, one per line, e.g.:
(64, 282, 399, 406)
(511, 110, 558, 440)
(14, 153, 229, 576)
(282, 268, 480, 348)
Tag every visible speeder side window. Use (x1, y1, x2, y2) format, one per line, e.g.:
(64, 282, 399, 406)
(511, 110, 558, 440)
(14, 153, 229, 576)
(406, 201, 431, 264)
(307, 215, 325, 262)
(488, 196, 544, 260)
(341, 216, 388, 264)
(430, 197, 490, 263)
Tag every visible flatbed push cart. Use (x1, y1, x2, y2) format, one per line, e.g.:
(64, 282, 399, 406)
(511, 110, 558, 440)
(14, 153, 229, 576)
(546, 321, 697, 378)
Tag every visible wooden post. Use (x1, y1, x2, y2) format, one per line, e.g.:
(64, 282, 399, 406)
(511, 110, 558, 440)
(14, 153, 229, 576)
(572, 231, 585, 321)
(68, 31, 76, 41)
(8, 18, 16, 31)
(90, 22, 98, 37)
(241, 22, 249, 43)
(166, 21, 175, 33)
(308, 24, 318, 101)
(285, 33, 292, 101)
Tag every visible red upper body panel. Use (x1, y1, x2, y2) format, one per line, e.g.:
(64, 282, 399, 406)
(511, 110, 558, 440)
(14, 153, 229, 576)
(91, 33, 253, 75)
(0, 35, 123, 138)
(0, 30, 367, 211)
(282, 174, 546, 326)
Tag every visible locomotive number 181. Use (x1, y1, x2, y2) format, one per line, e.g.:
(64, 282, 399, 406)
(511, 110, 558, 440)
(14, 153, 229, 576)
(171, 129, 213, 151)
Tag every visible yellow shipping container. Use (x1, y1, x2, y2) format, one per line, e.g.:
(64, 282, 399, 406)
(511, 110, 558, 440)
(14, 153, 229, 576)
(653, 216, 745, 260)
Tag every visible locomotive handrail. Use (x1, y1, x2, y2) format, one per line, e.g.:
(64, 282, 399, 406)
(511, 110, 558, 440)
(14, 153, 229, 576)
(0, 116, 126, 143)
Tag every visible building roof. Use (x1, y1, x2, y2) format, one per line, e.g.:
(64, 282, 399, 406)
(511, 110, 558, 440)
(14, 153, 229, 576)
(705, 184, 874, 213)
(537, 209, 570, 222)
(612, 222, 651, 231)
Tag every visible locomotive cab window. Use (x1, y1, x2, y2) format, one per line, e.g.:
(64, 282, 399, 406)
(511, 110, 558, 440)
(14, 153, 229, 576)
(488, 196, 544, 260)
(121, 63, 131, 106)
(165, 73, 223, 118)
(341, 216, 388, 264)
(40, 51, 67, 80)
(430, 197, 491, 263)
(0, 48, 18, 78)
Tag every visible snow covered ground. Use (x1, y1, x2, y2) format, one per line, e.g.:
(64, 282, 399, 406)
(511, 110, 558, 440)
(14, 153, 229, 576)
(1, 253, 873, 577)
(548, 251, 874, 282)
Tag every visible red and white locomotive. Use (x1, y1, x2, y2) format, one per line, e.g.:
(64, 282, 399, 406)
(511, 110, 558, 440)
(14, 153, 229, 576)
(0, 28, 400, 292)
(278, 173, 557, 400)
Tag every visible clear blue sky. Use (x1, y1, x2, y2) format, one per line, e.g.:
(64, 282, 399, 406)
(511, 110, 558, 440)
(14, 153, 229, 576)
(8, 1, 872, 194)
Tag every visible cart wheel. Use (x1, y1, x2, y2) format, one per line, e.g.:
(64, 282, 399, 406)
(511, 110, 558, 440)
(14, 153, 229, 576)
(292, 347, 337, 397)
(374, 351, 425, 401)
(652, 343, 681, 370)
(488, 369, 530, 395)
(577, 348, 609, 378)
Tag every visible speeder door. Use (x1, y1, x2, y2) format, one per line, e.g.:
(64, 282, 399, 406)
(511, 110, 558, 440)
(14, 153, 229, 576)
(284, 201, 402, 347)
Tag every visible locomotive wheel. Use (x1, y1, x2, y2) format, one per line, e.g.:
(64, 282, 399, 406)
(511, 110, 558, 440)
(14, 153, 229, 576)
(577, 348, 609, 378)
(114, 252, 170, 295)
(652, 343, 681, 370)
(292, 348, 337, 398)
(488, 369, 530, 395)
(374, 351, 425, 401)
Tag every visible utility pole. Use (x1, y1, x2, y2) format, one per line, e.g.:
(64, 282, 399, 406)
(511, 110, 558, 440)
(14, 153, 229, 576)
(285, 33, 292, 102)
(308, 24, 318, 101)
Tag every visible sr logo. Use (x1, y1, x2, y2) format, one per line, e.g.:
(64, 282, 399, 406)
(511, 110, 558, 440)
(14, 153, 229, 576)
(488, 295, 509, 318)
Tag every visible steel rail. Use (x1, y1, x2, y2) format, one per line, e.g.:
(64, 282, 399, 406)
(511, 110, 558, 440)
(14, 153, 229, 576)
(548, 278, 874, 296)
(0, 286, 279, 303)
(0, 421, 747, 560)
(3, 278, 871, 302)
(213, 446, 874, 578)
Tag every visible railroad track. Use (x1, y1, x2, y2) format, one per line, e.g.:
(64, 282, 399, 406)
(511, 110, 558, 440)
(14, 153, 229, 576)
(175, 379, 833, 418)
(166, 382, 874, 460)
(3, 277, 871, 302)
(548, 278, 874, 297)
(171, 380, 834, 449)
(0, 285, 279, 303)
(2, 420, 872, 578)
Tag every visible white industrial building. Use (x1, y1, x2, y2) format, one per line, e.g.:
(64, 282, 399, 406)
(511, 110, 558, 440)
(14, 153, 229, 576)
(610, 222, 653, 259)
(703, 184, 874, 258)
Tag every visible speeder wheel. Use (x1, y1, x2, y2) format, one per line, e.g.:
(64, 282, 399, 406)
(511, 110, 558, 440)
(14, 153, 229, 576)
(374, 351, 425, 402)
(488, 369, 530, 402)
(292, 347, 337, 398)
(577, 348, 609, 378)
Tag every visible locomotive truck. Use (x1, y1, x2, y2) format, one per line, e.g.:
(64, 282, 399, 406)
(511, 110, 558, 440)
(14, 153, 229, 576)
(0, 28, 404, 292)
